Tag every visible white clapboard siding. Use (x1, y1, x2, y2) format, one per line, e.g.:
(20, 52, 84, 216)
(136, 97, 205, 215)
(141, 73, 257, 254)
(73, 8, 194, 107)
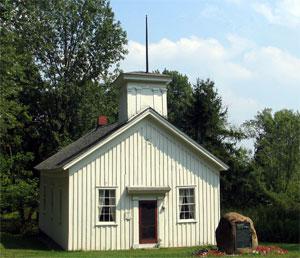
(39, 171, 69, 249)
(68, 116, 220, 251)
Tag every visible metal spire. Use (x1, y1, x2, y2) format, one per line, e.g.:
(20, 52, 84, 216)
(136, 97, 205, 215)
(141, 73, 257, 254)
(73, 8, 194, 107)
(146, 15, 149, 73)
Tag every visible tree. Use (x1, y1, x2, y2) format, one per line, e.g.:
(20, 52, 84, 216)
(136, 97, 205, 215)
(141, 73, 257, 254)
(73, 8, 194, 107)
(181, 79, 251, 207)
(240, 109, 300, 243)
(156, 73, 251, 207)
(244, 109, 300, 205)
(12, 0, 127, 159)
(0, 0, 127, 227)
(20, 0, 127, 86)
(162, 70, 193, 131)
(0, 8, 39, 223)
(186, 79, 228, 148)
(186, 79, 244, 154)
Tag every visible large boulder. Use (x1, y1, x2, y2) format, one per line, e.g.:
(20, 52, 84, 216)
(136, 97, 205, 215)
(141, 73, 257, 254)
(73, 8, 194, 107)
(215, 212, 258, 254)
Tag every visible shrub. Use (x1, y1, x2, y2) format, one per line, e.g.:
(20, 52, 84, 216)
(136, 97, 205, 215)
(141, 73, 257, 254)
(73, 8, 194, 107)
(222, 204, 300, 243)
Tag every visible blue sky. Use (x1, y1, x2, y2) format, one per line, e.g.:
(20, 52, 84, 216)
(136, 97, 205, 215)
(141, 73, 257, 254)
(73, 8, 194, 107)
(110, 0, 300, 128)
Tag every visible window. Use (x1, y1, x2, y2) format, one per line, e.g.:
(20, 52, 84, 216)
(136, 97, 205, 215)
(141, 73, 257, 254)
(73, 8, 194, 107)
(43, 185, 47, 212)
(178, 188, 195, 220)
(98, 189, 116, 222)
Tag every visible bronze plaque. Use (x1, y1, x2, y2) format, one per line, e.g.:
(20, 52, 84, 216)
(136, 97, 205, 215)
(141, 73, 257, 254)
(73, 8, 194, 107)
(236, 222, 252, 249)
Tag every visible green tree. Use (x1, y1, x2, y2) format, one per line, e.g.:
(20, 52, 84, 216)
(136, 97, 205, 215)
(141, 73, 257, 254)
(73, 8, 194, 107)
(186, 79, 244, 154)
(22, 0, 127, 85)
(0, 0, 127, 227)
(241, 109, 300, 243)
(0, 8, 39, 224)
(187, 79, 228, 149)
(162, 70, 193, 131)
(20, 0, 127, 155)
(157, 73, 251, 207)
(183, 79, 251, 207)
(244, 109, 300, 205)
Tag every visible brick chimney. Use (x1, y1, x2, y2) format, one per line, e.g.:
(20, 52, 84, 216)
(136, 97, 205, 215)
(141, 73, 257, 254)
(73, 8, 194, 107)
(98, 115, 108, 126)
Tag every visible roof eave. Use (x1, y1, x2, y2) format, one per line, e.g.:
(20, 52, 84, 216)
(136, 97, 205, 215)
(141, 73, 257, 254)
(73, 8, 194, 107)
(112, 72, 172, 88)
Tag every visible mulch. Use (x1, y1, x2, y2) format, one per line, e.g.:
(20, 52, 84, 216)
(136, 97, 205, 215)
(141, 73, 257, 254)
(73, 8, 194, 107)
(193, 248, 225, 256)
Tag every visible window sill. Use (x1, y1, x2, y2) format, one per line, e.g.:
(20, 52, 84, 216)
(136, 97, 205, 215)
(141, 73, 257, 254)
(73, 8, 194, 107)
(177, 219, 197, 224)
(95, 222, 118, 227)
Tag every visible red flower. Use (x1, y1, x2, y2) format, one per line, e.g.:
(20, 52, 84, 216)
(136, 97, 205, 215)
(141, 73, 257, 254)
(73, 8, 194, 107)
(255, 245, 288, 255)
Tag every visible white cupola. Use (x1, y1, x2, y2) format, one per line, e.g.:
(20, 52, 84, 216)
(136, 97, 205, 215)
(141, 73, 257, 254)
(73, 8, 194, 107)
(113, 72, 172, 122)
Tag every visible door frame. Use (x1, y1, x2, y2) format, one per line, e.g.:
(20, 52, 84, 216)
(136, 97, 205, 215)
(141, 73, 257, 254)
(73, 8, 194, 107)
(138, 200, 158, 244)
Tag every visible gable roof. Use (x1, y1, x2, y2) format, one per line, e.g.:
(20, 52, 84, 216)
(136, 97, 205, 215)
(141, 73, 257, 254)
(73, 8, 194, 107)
(34, 122, 124, 171)
(35, 108, 229, 171)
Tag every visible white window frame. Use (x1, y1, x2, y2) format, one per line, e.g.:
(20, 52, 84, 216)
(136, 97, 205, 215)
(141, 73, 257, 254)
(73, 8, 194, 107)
(177, 186, 197, 223)
(95, 186, 117, 226)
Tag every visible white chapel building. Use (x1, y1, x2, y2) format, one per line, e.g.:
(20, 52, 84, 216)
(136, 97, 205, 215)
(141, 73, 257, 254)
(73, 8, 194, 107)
(35, 72, 228, 250)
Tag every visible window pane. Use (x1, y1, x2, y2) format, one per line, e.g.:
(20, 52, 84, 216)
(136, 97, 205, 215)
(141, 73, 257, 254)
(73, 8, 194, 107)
(109, 190, 115, 198)
(99, 189, 105, 198)
(180, 204, 191, 212)
(189, 211, 195, 219)
(110, 208, 116, 221)
(109, 197, 115, 206)
(99, 197, 105, 206)
(184, 212, 189, 219)
(180, 212, 185, 219)
(179, 189, 187, 196)
(105, 190, 110, 198)
(186, 196, 194, 204)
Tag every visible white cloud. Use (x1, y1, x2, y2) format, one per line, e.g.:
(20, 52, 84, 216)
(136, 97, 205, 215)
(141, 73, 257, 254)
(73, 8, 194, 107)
(123, 36, 252, 82)
(221, 89, 263, 125)
(244, 46, 300, 88)
(120, 35, 300, 131)
(253, 0, 300, 27)
(227, 34, 256, 54)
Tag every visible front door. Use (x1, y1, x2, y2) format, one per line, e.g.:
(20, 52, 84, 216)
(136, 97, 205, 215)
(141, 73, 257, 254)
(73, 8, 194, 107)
(139, 200, 157, 244)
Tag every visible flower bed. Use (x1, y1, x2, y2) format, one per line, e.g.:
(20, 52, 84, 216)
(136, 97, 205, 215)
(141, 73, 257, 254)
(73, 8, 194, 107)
(193, 248, 225, 256)
(193, 245, 288, 256)
(253, 245, 288, 255)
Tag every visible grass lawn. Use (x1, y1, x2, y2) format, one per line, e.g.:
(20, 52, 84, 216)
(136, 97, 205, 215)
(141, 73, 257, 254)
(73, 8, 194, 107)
(0, 232, 299, 258)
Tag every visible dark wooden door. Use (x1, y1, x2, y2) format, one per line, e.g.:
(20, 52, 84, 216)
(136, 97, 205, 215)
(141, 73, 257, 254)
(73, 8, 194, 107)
(139, 200, 157, 244)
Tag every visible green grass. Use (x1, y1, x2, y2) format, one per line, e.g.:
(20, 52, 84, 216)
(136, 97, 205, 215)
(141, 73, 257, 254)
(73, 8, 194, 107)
(0, 232, 299, 258)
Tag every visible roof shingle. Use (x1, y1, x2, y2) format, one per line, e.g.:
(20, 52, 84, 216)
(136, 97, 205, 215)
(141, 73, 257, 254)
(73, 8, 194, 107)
(34, 122, 123, 171)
